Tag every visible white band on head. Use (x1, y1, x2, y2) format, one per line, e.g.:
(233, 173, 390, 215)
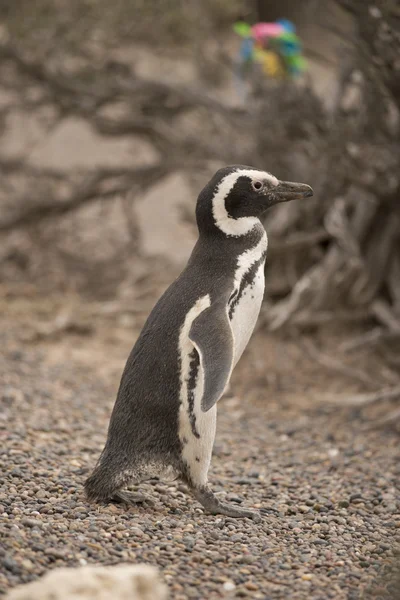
(212, 169, 278, 236)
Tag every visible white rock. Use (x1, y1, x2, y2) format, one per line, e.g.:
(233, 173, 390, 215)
(223, 581, 236, 591)
(6, 563, 168, 600)
(28, 117, 159, 170)
(369, 6, 382, 19)
(134, 172, 197, 266)
(340, 82, 362, 113)
(0, 110, 48, 159)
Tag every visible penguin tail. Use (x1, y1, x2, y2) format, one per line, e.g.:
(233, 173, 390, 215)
(84, 459, 121, 503)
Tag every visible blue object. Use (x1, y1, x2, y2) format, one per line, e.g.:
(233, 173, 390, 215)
(276, 18, 296, 33)
(240, 37, 254, 62)
(278, 38, 301, 57)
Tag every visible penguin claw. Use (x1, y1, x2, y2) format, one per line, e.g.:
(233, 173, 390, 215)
(192, 485, 262, 522)
(203, 501, 262, 522)
(111, 490, 154, 507)
(248, 510, 262, 523)
(214, 503, 262, 523)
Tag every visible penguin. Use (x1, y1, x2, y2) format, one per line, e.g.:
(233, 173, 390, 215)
(85, 165, 313, 521)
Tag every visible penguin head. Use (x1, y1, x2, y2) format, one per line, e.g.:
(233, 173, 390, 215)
(197, 165, 313, 236)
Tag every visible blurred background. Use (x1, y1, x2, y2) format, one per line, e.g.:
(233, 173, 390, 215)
(0, 1, 399, 408)
(1, 2, 400, 598)
(0, 0, 399, 325)
(0, 0, 399, 406)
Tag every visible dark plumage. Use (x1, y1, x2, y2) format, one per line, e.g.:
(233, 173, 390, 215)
(85, 165, 313, 519)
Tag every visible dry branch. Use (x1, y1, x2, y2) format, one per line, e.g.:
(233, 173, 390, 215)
(0, 41, 248, 120)
(269, 229, 330, 253)
(324, 386, 400, 407)
(371, 300, 400, 332)
(0, 165, 172, 232)
(370, 407, 400, 428)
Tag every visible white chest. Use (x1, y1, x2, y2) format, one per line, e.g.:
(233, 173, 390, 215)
(229, 262, 265, 365)
(228, 232, 268, 365)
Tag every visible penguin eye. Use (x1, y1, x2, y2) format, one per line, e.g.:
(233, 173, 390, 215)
(252, 181, 263, 191)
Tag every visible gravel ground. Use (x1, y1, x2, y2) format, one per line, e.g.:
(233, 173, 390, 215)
(1, 297, 400, 600)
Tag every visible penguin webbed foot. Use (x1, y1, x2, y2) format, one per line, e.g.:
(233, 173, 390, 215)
(111, 490, 155, 507)
(193, 485, 261, 523)
(210, 501, 262, 523)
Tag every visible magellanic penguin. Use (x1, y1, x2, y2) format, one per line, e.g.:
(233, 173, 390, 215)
(85, 165, 313, 521)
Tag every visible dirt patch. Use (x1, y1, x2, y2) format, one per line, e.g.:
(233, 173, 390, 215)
(1, 292, 399, 599)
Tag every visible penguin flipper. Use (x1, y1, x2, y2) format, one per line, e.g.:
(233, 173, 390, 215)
(189, 301, 234, 413)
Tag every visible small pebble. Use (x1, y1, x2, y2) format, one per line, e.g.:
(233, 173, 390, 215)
(0, 308, 397, 600)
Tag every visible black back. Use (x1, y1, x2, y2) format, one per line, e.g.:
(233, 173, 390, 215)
(104, 231, 264, 465)
(102, 166, 266, 468)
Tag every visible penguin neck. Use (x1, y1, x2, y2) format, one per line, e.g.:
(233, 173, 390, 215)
(197, 219, 267, 254)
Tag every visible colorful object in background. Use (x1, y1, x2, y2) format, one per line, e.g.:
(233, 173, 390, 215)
(254, 48, 284, 78)
(234, 19, 307, 80)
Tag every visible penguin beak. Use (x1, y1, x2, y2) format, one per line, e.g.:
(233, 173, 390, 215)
(270, 181, 313, 204)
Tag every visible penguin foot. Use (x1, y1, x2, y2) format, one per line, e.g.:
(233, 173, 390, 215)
(193, 485, 261, 522)
(111, 490, 154, 507)
(209, 501, 262, 523)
